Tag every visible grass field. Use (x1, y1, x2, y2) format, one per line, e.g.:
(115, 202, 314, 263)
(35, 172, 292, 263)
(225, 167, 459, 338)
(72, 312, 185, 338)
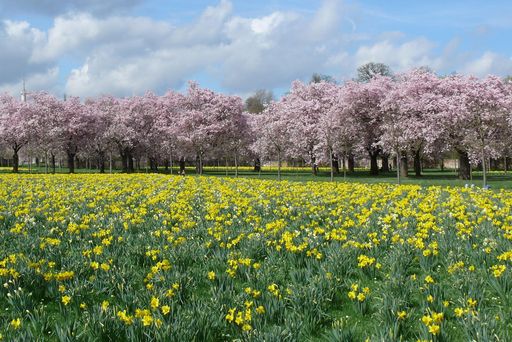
(0, 174, 511, 341)
(2, 165, 512, 189)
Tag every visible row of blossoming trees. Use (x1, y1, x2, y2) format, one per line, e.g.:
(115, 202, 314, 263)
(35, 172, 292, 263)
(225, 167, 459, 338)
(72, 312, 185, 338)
(1, 69, 512, 182)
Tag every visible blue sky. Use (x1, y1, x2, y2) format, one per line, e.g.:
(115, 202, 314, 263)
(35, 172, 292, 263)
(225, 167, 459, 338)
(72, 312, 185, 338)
(0, 0, 511, 98)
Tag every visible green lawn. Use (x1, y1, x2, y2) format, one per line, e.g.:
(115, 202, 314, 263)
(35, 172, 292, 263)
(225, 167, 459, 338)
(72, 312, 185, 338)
(3, 165, 511, 189)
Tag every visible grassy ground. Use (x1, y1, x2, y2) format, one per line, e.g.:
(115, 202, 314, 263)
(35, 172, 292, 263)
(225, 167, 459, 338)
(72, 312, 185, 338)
(1, 175, 511, 340)
(3, 166, 512, 189)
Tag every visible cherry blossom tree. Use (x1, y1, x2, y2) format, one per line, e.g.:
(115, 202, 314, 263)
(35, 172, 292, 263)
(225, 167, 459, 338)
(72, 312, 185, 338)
(58, 96, 92, 173)
(85, 96, 118, 173)
(155, 90, 183, 173)
(443, 76, 512, 185)
(1, 70, 511, 183)
(435, 75, 512, 182)
(380, 69, 444, 180)
(343, 77, 391, 175)
(177, 82, 244, 175)
(29, 92, 66, 173)
(251, 102, 291, 180)
(282, 81, 340, 176)
(0, 94, 37, 172)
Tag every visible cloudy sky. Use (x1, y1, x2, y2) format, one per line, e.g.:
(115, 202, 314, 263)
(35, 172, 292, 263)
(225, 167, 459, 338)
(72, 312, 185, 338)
(1, 0, 511, 98)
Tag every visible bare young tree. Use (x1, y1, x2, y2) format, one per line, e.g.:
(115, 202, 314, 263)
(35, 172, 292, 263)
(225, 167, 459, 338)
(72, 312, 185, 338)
(356, 62, 392, 83)
(245, 90, 274, 114)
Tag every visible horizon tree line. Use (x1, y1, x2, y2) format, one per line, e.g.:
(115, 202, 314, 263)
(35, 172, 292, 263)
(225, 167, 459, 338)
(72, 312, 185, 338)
(1, 63, 512, 186)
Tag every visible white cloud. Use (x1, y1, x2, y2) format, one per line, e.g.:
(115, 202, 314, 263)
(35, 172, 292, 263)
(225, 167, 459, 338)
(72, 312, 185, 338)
(0, 20, 50, 84)
(249, 12, 286, 35)
(1, 0, 512, 99)
(309, 0, 343, 40)
(462, 51, 512, 77)
(354, 37, 440, 72)
(54, 0, 351, 96)
(0, 67, 60, 95)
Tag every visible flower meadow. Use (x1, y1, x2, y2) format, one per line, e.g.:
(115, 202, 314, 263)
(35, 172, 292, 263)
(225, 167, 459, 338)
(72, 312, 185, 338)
(0, 174, 511, 341)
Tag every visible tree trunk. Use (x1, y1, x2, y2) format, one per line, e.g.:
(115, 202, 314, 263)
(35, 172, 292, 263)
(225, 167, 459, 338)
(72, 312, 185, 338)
(98, 151, 105, 174)
(109, 152, 113, 174)
(195, 154, 204, 175)
(149, 158, 154, 172)
(253, 158, 261, 172)
(234, 153, 239, 178)
(457, 150, 471, 180)
(396, 151, 401, 184)
(134, 157, 140, 172)
(348, 153, 355, 173)
(381, 154, 390, 172)
(45, 152, 48, 174)
(342, 154, 347, 180)
(369, 152, 379, 176)
(127, 151, 134, 173)
(311, 155, 317, 176)
(413, 149, 422, 176)
(440, 158, 444, 171)
(179, 157, 186, 175)
(277, 150, 282, 181)
(67, 151, 76, 174)
(481, 146, 487, 188)
(400, 153, 408, 178)
(149, 156, 158, 173)
(12, 148, 20, 173)
(329, 149, 334, 182)
(164, 159, 169, 172)
(119, 147, 128, 173)
(51, 153, 56, 174)
(332, 153, 340, 174)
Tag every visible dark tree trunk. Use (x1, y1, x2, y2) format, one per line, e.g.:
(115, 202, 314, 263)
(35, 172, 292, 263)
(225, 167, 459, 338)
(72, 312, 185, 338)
(51, 153, 56, 174)
(195, 155, 201, 174)
(67, 151, 76, 174)
(381, 154, 390, 172)
(369, 151, 379, 176)
(440, 158, 444, 171)
(400, 154, 409, 178)
(332, 153, 340, 174)
(127, 152, 134, 173)
(179, 157, 186, 175)
(413, 149, 422, 176)
(119, 147, 128, 173)
(457, 150, 471, 180)
(149, 157, 158, 173)
(98, 151, 106, 173)
(253, 158, 261, 172)
(348, 153, 355, 173)
(311, 156, 317, 176)
(164, 159, 169, 172)
(12, 148, 20, 173)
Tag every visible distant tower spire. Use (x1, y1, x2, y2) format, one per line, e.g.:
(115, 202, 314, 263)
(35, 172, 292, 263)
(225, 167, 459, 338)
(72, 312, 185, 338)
(21, 78, 28, 102)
